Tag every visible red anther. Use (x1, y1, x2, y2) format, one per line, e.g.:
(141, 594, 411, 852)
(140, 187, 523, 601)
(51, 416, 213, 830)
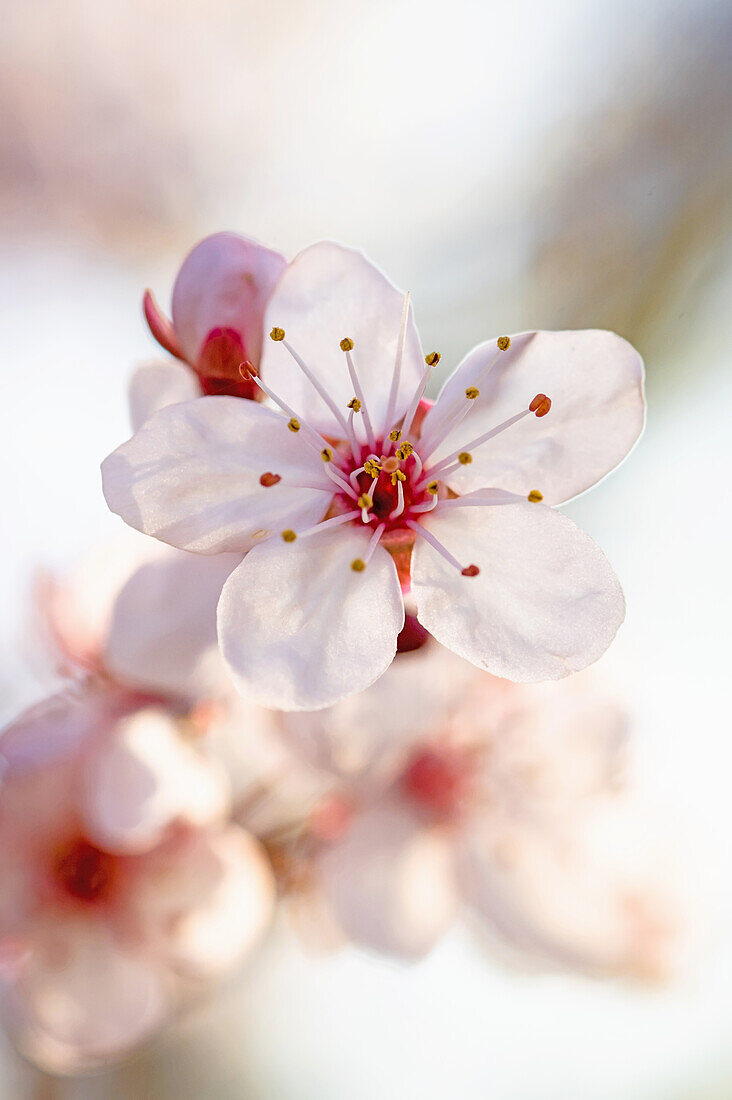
(401, 749, 468, 816)
(142, 289, 185, 360)
(529, 393, 552, 417)
(461, 564, 480, 577)
(259, 472, 281, 487)
(239, 359, 259, 380)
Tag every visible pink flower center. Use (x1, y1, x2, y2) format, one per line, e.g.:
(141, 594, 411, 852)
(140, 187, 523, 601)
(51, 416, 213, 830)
(53, 837, 118, 904)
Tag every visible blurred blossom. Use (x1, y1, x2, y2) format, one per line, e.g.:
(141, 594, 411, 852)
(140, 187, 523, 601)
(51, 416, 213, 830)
(0, 695, 274, 1073)
(276, 646, 680, 979)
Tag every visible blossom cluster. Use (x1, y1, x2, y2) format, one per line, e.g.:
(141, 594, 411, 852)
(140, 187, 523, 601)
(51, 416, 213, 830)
(1, 231, 678, 1075)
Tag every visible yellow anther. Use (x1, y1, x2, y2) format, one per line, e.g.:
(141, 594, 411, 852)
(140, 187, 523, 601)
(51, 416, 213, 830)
(389, 429, 401, 442)
(287, 417, 300, 432)
(347, 397, 362, 412)
(390, 469, 407, 485)
(458, 452, 472, 465)
(270, 327, 286, 342)
(351, 558, 366, 572)
(358, 493, 373, 510)
(281, 529, 297, 542)
(426, 480, 440, 495)
(364, 459, 381, 478)
(321, 447, 333, 462)
(497, 336, 511, 351)
(465, 386, 480, 400)
(425, 351, 441, 366)
(527, 489, 543, 503)
(340, 337, 355, 352)
(396, 441, 414, 460)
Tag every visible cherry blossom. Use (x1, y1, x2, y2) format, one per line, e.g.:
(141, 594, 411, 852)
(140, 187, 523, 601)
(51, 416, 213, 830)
(0, 693, 275, 1073)
(103, 241, 645, 709)
(131, 231, 286, 426)
(278, 653, 678, 977)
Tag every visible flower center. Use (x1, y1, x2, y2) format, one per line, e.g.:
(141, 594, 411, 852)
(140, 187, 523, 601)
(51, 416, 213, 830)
(400, 747, 470, 818)
(53, 837, 117, 904)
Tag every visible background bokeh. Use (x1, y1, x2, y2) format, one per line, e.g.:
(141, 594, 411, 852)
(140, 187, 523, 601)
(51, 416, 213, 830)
(1, 0, 731, 1095)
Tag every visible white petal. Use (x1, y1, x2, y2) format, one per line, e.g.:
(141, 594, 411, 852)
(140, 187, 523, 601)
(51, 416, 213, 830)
(128, 359, 201, 431)
(317, 803, 457, 959)
(422, 331, 645, 504)
(82, 708, 231, 854)
(218, 525, 404, 710)
(0, 690, 109, 778)
(102, 396, 333, 554)
(260, 241, 424, 438)
(104, 547, 239, 700)
(412, 504, 625, 681)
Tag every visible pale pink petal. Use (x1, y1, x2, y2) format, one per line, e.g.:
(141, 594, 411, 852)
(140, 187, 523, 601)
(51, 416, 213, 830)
(218, 526, 404, 710)
(128, 359, 201, 431)
(82, 709, 230, 855)
(260, 241, 424, 438)
(163, 827, 275, 977)
(0, 690, 111, 778)
(457, 808, 678, 979)
(412, 504, 625, 681)
(104, 548, 240, 700)
(422, 331, 645, 504)
(3, 920, 168, 1073)
(102, 396, 333, 554)
(171, 232, 286, 369)
(317, 803, 458, 959)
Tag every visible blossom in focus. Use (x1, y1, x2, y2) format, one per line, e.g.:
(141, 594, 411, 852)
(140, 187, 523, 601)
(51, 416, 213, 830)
(277, 652, 678, 978)
(0, 693, 275, 1073)
(132, 232, 286, 425)
(103, 240, 645, 709)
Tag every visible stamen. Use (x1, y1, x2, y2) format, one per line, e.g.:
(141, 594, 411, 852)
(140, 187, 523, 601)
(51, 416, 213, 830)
(389, 478, 405, 519)
(281, 529, 297, 542)
(383, 291, 411, 441)
(270, 327, 286, 342)
(400, 356, 438, 441)
(259, 472, 281, 487)
(358, 493, 373, 510)
(247, 371, 332, 453)
(364, 522, 386, 563)
(389, 429, 401, 442)
(407, 520, 479, 577)
(396, 441, 414, 460)
(528, 489, 543, 502)
(347, 397, 362, 412)
(342, 343, 377, 451)
(351, 558, 365, 572)
(364, 459, 382, 478)
(321, 447, 333, 462)
(420, 406, 533, 486)
(288, 418, 300, 432)
(390, 469, 407, 486)
(426, 480, 440, 495)
(296, 511, 360, 540)
(465, 386, 480, 400)
(324, 464, 359, 500)
(418, 339, 510, 454)
(282, 338, 352, 436)
(410, 496, 439, 514)
(529, 393, 552, 417)
(458, 452, 472, 465)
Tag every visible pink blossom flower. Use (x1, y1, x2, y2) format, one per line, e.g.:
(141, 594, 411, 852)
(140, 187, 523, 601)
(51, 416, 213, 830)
(281, 656, 677, 977)
(132, 232, 286, 424)
(0, 692, 275, 1073)
(103, 241, 645, 710)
